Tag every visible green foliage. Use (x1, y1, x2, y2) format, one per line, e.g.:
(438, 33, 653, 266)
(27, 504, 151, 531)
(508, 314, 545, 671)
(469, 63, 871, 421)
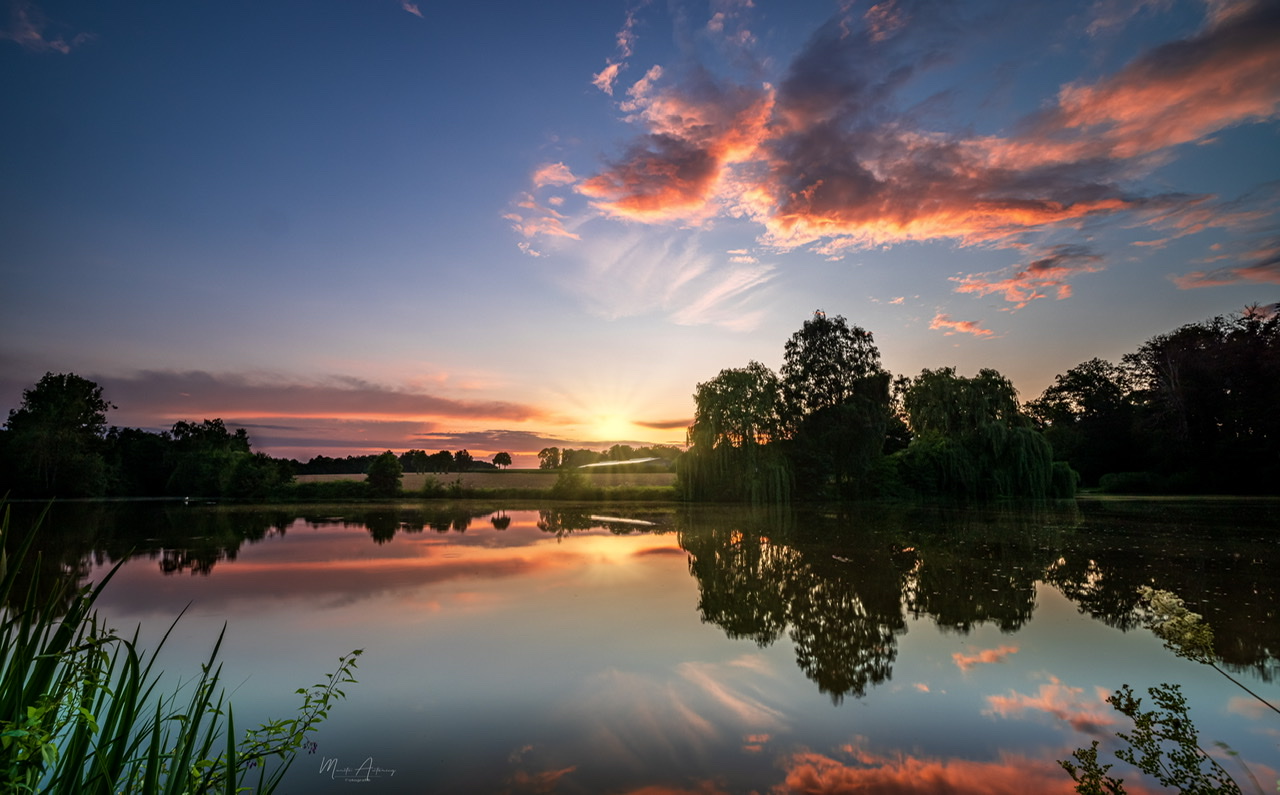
(0, 504, 361, 793)
(898, 368, 1056, 499)
(550, 469, 588, 499)
(678, 362, 792, 504)
(1061, 685, 1243, 795)
(365, 450, 403, 497)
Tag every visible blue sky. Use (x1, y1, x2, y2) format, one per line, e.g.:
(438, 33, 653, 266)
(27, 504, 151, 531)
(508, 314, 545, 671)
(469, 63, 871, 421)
(3, 0, 1277, 465)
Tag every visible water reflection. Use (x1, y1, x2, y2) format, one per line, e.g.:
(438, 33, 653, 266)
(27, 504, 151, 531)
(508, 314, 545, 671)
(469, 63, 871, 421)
(7, 498, 1278, 792)
(8, 498, 1279, 686)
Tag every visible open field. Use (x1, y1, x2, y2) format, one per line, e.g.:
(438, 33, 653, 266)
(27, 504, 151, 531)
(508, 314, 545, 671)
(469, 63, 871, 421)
(296, 470, 676, 490)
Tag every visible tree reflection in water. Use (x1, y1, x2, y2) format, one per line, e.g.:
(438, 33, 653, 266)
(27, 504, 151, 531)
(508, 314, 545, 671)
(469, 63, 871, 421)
(9, 498, 1278, 690)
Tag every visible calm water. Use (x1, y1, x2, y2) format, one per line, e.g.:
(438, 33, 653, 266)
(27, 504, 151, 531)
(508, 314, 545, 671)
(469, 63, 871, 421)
(11, 498, 1280, 794)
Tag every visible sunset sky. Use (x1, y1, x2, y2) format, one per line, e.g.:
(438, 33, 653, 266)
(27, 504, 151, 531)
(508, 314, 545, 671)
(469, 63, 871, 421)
(3, 0, 1277, 465)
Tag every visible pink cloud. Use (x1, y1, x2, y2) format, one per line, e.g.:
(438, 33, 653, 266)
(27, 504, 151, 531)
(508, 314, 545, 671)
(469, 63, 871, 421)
(952, 246, 1105, 309)
(952, 645, 1019, 671)
(593, 62, 624, 95)
(400, 1, 423, 19)
(532, 162, 578, 188)
(778, 747, 1098, 795)
(929, 313, 994, 338)
(984, 676, 1115, 735)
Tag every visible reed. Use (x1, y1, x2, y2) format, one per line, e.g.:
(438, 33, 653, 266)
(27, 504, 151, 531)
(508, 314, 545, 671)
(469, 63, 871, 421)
(0, 504, 360, 794)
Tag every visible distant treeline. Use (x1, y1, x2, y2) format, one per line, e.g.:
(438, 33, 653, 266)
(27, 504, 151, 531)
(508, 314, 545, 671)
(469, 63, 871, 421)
(296, 449, 499, 475)
(534, 444, 682, 470)
(678, 305, 1279, 502)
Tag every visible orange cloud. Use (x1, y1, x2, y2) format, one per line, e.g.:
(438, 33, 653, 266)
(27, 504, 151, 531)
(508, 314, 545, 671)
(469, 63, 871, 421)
(984, 676, 1115, 735)
(559, 0, 1279, 274)
(952, 246, 1105, 309)
(929, 314, 994, 338)
(1048, 0, 1280, 160)
(578, 65, 774, 223)
(952, 645, 1019, 671)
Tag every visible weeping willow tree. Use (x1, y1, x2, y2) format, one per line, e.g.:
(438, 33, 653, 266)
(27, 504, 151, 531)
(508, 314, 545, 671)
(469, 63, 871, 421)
(899, 367, 1071, 499)
(677, 362, 793, 504)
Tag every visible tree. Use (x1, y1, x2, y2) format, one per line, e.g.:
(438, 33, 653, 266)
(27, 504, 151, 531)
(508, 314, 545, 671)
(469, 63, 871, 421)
(454, 449, 474, 471)
(1027, 358, 1138, 486)
(1121, 305, 1280, 492)
(898, 368, 1063, 498)
(678, 361, 791, 503)
(492, 451, 512, 469)
(780, 312, 891, 498)
(427, 450, 454, 473)
(537, 447, 561, 469)
(781, 311, 884, 428)
(3, 372, 114, 497)
(366, 450, 403, 497)
(400, 449, 429, 474)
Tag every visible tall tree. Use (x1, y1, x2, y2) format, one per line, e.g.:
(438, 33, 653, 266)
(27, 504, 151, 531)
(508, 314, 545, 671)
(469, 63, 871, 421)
(781, 311, 884, 428)
(492, 451, 512, 469)
(780, 312, 891, 498)
(2, 372, 114, 497)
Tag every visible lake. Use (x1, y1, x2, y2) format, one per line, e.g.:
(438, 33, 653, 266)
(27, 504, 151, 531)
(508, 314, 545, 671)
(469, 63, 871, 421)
(10, 498, 1279, 794)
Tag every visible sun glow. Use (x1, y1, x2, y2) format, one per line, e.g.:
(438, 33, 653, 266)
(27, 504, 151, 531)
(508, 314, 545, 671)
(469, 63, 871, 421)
(590, 413, 637, 443)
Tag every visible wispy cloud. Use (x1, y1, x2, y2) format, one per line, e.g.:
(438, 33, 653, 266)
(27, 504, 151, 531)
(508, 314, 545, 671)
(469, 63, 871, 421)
(930, 313, 994, 338)
(592, 2, 648, 95)
(1172, 240, 1280, 287)
(400, 1, 423, 19)
(1, 0, 93, 53)
(557, 230, 776, 331)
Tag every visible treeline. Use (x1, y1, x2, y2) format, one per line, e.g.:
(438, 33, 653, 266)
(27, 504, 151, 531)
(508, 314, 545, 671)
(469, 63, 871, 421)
(296, 449, 503, 475)
(535, 444, 682, 470)
(1028, 304, 1279, 493)
(678, 305, 1278, 502)
(0, 374, 292, 499)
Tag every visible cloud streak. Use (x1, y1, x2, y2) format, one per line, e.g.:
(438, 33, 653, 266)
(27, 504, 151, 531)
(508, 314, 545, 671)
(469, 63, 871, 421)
(930, 314, 994, 338)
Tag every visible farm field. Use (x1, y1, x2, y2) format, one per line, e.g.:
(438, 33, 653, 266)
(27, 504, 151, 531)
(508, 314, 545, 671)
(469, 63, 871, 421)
(296, 470, 676, 490)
